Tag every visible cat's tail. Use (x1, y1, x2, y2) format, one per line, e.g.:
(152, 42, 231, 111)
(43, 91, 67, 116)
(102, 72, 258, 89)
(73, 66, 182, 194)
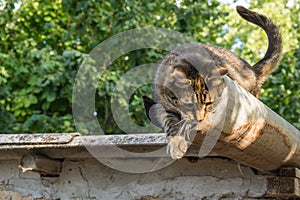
(236, 6, 282, 86)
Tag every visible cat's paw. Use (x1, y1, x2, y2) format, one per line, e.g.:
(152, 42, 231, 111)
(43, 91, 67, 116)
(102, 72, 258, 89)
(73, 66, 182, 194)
(167, 135, 188, 159)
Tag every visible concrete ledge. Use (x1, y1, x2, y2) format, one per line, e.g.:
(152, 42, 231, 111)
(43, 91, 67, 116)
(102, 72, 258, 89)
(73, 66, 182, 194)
(0, 133, 80, 145)
(0, 133, 168, 160)
(0, 133, 299, 199)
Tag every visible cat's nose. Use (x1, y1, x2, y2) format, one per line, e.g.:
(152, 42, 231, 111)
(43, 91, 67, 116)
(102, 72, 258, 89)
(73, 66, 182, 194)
(195, 108, 205, 121)
(195, 110, 201, 121)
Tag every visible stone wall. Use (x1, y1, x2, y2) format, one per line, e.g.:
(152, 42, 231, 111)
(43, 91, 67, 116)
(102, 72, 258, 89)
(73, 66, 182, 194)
(0, 134, 298, 199)
(1, 157, 270, 200)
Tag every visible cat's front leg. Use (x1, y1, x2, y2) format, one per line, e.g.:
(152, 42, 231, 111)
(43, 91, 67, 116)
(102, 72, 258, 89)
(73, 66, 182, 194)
(167, 135, 187, 159)
(143, 99, 188, 159)
(163, 113, 188, 160)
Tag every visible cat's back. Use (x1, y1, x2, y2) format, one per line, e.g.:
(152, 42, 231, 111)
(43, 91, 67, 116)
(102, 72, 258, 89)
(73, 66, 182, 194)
(157, 43, 257, 93)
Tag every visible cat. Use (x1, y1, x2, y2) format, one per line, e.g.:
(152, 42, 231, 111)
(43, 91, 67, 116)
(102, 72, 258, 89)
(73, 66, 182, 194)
(143, 6, 282, 159)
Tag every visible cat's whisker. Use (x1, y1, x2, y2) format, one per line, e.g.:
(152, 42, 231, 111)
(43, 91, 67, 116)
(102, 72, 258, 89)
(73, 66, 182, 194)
(185, 123, 192, 142)
(174, 119, 185, 126)
(178, 121, 187, 136)
(178, 123, 184, 136)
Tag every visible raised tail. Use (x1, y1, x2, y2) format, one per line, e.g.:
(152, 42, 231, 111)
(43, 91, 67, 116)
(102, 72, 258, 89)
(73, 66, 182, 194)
(236, 6, 282, 86)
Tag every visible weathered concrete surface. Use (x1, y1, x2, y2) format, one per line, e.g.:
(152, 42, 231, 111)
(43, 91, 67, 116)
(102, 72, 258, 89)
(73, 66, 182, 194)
(1, 133, 299, 199)
(0, 133, 80, 145)
(0, 157, 269, 200)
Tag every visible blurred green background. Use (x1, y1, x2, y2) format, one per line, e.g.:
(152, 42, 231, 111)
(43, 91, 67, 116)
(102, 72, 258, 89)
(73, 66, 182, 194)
(0, 0, 299, 134)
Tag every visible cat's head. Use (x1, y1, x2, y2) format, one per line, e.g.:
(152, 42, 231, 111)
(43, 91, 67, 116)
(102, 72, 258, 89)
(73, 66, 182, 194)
(144, 44, 227, 126)
(155, 58, 217, 124)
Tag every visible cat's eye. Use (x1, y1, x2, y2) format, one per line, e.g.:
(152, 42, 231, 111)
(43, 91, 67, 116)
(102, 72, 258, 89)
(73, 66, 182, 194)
(173, 99, 179, 105)
(206, 101, 213, 105)
(169, 96, 179, 105)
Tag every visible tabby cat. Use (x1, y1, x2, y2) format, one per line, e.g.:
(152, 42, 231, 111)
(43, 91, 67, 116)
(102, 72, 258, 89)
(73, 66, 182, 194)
(143, 6, 282, 159)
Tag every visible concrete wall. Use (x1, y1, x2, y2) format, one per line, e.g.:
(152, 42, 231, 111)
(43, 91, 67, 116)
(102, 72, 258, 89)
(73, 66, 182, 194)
(1, 134, 298, 199)
(0, 157, 271, 200)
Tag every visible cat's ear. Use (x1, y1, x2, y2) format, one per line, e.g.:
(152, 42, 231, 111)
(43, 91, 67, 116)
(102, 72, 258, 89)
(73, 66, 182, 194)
(208, 66, 228, 80)
(142, 95, 156, 122)
(217, 66, 228, 76)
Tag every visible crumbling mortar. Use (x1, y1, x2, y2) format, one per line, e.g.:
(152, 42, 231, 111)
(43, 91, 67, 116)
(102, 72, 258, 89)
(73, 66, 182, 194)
(78, 164, 95, 199)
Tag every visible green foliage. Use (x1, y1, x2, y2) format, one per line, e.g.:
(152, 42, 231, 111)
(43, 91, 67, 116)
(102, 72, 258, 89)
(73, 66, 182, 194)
(261, 47, 300, 128)
(0, 1, 85, 133)
(0, 0, 299, 133)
